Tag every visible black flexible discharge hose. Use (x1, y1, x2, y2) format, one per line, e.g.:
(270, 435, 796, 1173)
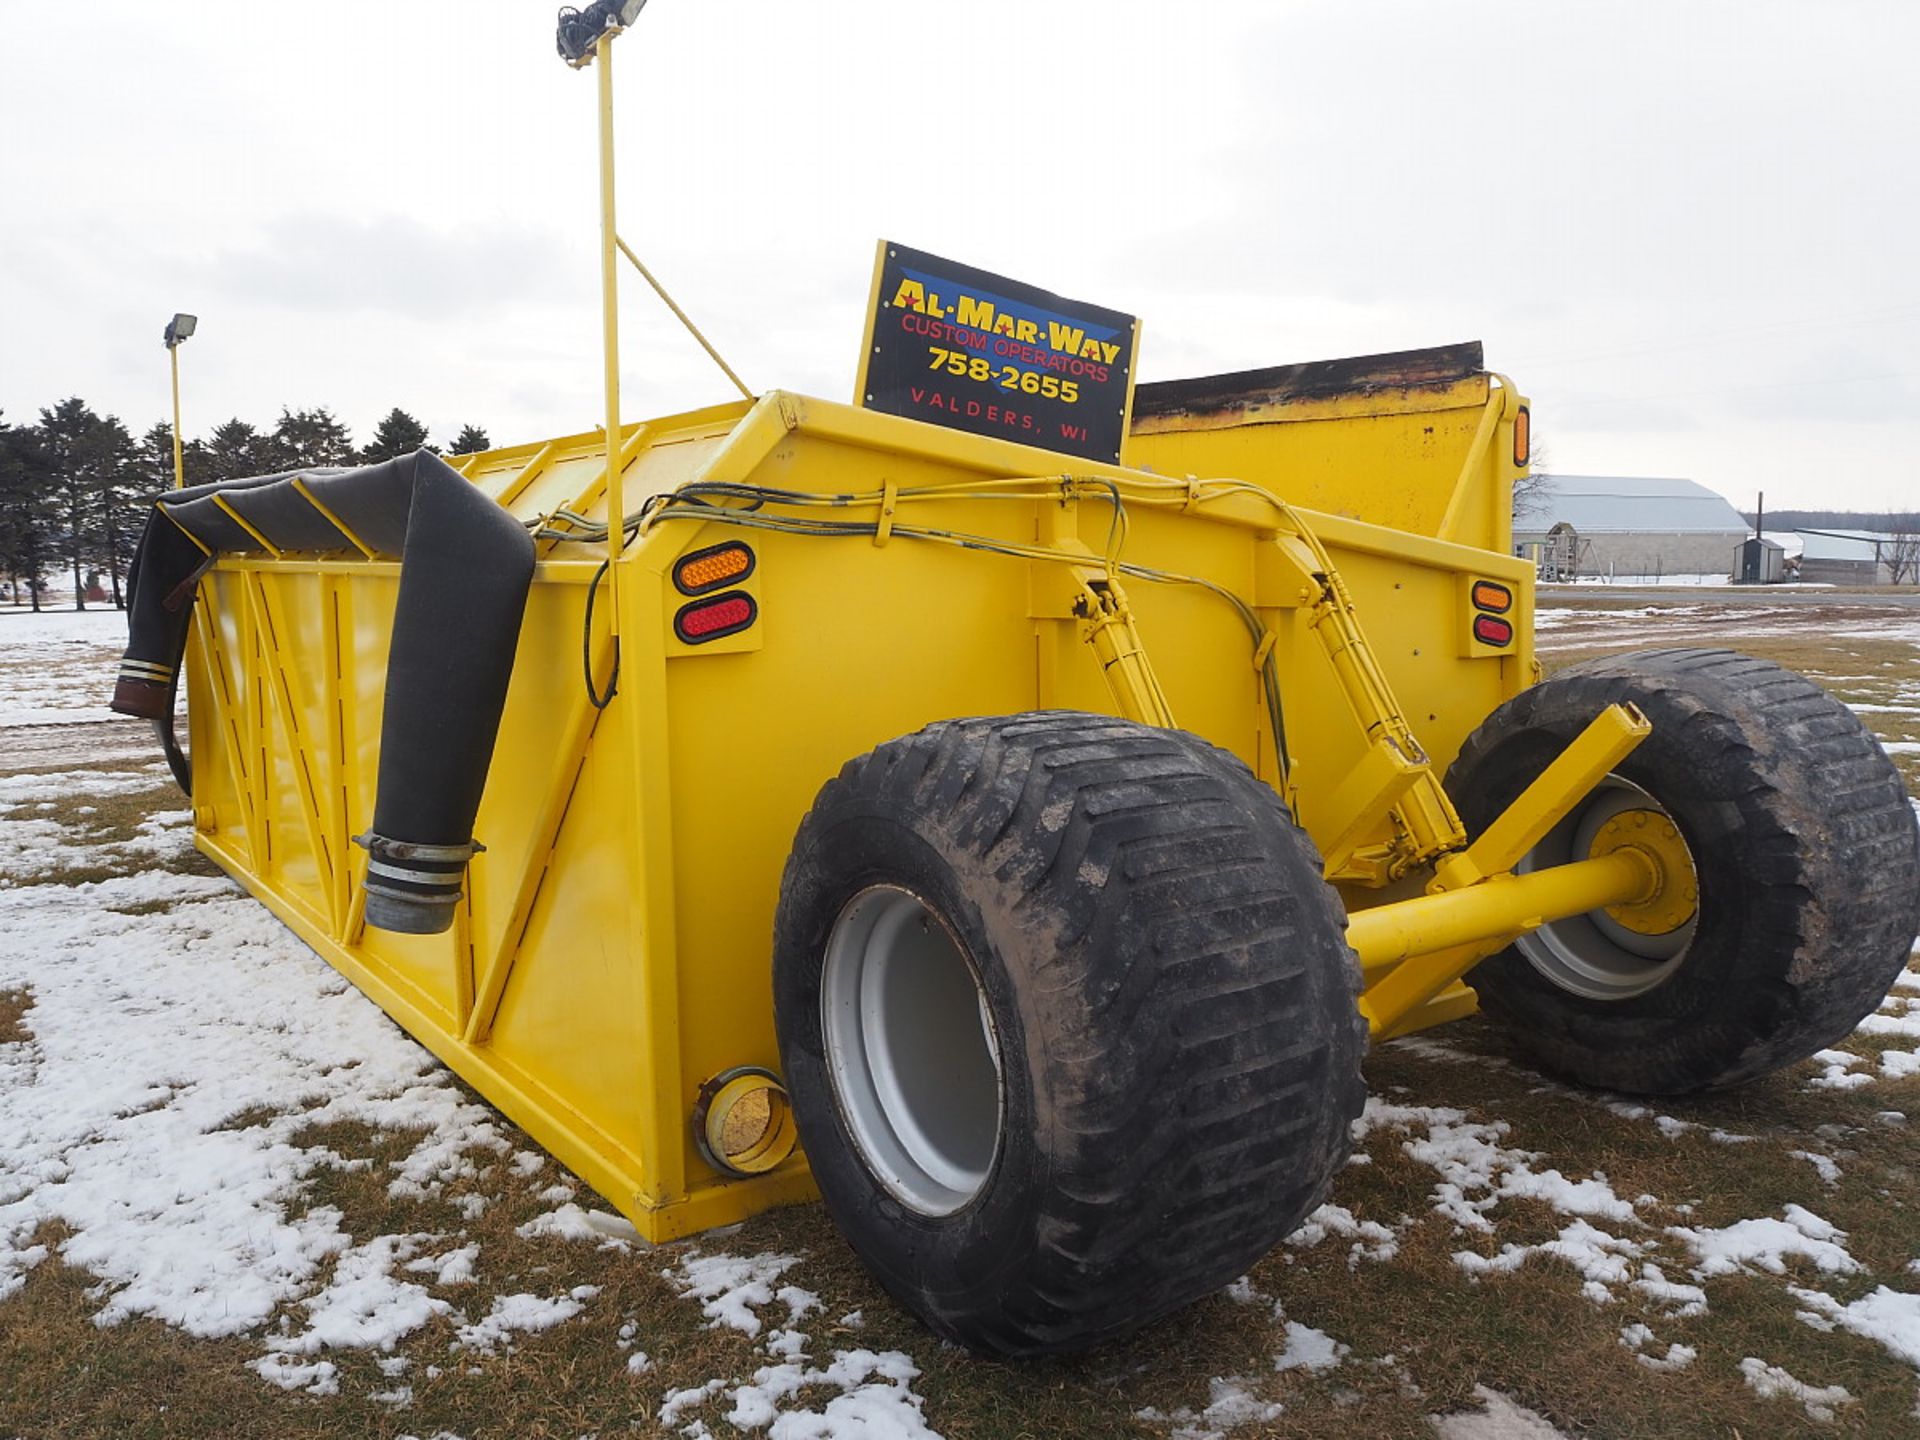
(112, 451, 535, 936)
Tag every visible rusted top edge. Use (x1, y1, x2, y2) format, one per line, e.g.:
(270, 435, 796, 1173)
(1131, 341, 1486, 421)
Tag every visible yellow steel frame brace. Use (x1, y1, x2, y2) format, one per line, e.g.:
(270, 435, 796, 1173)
(1352, 702, 1653, 1039)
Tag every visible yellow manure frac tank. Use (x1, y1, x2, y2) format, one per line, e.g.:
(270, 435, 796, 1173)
(108, 341, 1920, 1353)
(106, 7, 1920, 1356)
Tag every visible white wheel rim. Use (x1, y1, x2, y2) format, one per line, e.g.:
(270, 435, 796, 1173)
(1513, 776, 1698, 1001)
(821, 886, 1004, 1216)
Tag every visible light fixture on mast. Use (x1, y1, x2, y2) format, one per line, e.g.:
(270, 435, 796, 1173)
(163, 313, 197, 490)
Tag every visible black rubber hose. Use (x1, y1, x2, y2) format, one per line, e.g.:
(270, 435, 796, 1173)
(112, 451, 536, 935)
(357, 456, 534, 933)
(152, 715, 191, 796)
(112, 506, 213, 723)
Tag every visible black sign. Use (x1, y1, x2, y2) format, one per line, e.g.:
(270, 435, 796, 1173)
(856, 241, 1138, 464)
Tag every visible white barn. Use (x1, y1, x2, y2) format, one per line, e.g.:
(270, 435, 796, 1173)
(1513, 476, 1749, 581)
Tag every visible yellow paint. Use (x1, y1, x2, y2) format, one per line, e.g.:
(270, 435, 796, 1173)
(1352, 849, 1656, 1039)
(1590, 809, 1699, 936)
(1127, 372, 1524, 558)
(179, 358, 1660, 1240)
(1429, 703, 1650, 893)
(169, 344, 186, 491)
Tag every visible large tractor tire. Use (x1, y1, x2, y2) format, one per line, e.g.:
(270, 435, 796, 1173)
(1447, 648, 1920, 1095)
(772, 711, 1366, 1355)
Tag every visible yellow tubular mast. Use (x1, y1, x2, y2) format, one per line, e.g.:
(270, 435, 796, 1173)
(595, 28, 625, 612)
(169, 345, 185, 490)
(581, 12, 754, 658)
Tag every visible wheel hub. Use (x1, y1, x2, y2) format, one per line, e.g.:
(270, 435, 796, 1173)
(820, 886, 1004, 1216)
(1512, 776, 1701, 1001)
(1588, 809, 1698, 936)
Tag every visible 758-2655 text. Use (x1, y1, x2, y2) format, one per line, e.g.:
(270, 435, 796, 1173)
(926, 347, 1081, 403)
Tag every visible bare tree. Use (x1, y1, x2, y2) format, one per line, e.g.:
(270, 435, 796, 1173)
(1882, 516, 1920, 585)
(1513, 440, 1552, 521)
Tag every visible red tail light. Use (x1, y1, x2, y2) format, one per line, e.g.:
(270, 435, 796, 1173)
(675, 591, 757, 643)
(1473, 615, 1514, 648)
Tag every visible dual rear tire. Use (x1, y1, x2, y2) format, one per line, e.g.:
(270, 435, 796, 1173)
(769, 650, 1920, 1352)
(1447, 648, 1920, 1094)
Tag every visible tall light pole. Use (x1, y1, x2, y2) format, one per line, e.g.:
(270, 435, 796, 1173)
(557, 0, 650, 699)
(163, 313, 197, 489)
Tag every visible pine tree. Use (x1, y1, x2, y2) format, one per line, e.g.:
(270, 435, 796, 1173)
(0, 412, 56, 611)
(88, 415, 140, 608)
(36, 398, 132, 609)
(270, 406, 356, 470)
(200, 419, 279, 484)
(360, 408, 435, 464)
(137, 422, 179, 493)
(447, 424, 491, 456)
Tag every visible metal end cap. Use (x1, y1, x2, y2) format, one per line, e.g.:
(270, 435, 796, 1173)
(364, 889, 457, 936)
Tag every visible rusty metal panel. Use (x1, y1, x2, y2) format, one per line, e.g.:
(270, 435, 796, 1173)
(1132, 341, 1486, 428)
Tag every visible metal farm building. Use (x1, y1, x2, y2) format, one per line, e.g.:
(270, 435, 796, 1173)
(1796, 529, 1897, 586)
(1513, 475, 1749, 581)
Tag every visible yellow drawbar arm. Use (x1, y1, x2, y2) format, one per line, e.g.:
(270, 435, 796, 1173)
(1353, 702, 1655, 1037)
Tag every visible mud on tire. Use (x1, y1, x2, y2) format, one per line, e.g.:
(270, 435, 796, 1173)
(772, 711, 1367, 1355)
(1447, 648, 1920, 1095)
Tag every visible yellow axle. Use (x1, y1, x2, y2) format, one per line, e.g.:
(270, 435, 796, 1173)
(1351, 850, 1655, 1031)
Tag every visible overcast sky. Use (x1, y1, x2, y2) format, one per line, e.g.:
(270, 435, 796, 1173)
(2, 1, 1914, 511)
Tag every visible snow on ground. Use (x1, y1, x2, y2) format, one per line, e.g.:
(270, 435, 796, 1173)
(1429, 1386, 1574, 1439)
(1546, 574, 1748, 589)
(0, 760, 957, 1432)
(1136, 1376, 1286, 1440)
(655, 1251, 935, 1438)
(0, 608, 958, 1431)
(1791, 1286, 1920, 1369)
(1273, 1319, 1347, 1374)
(5, 594, 1920, 1435)
(1737, 1357, 1857, 1424)
(1670, 1205, 1861, 1281)
(1351, 1098, 1641, 1236)
(1619, 1323, 1696, 1373)
(0, 869, 512, 1336)
(0, 607, 132, 727)
(0, 774, 190, 885)
(1534, 593, 1920, 653)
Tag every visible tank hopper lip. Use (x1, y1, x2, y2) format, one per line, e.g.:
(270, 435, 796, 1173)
(1131, 340, 1485, 424)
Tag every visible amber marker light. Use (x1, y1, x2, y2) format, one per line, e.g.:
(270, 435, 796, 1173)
(1471, 580, 1513, 614)
(1513, 405, 1531, 467)
(674, 541, 756, 595)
